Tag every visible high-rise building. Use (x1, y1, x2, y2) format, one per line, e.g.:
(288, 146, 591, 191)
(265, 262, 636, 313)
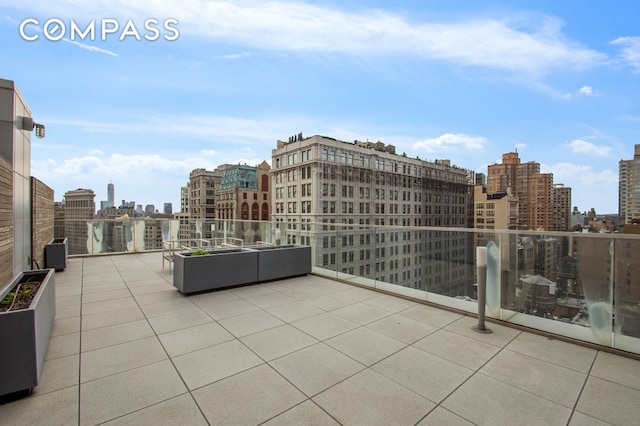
(63, 188, 95, 255)
(99, 182, 115, 212)
(163, 203, 173, 215)
(215, 162, 271, 221)
(180, 184, 189, 213)
(145, 205, 155, 216)
(107, 182, 114, 207)
(553, 184, 572, 232)
(619, 144, 640, 226)
(271, 134, 473, 294)
(188, 167, 227, 219)
(487, 151, 569, 231)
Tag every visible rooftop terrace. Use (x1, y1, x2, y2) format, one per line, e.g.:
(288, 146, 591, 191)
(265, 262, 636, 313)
(1, 252, 639, 425)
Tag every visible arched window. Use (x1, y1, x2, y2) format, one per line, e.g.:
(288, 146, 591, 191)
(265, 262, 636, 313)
(241, 202, 249, 220)
(252, 203, 259, 220)
(261, 174, 269, 191)
(261, 203, 269, 220)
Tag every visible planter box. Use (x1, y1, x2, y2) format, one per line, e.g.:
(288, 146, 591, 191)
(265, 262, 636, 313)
(45, 238, 67, 271)
(0, 269, 56, 398)
(250, 245, 311, 282)
(173, 248, 258, 294)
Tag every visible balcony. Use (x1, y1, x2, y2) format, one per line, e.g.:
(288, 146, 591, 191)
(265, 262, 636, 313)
(0, 250, 639, 425)
(55, 219, 640, 354)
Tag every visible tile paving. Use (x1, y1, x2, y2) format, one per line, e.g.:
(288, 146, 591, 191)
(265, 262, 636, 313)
(1, 252, 639, 425)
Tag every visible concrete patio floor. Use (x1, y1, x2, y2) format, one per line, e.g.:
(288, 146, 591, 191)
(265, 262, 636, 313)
(1, 252, 639, 425)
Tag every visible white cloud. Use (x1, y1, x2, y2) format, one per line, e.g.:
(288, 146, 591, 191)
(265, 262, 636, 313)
(62, 38, 118, 56)
(3, 1, 606, 76)
(89, 148, 104, 155)
(217, 52, 252, 59)
(578, 86, 593, 95)
(560, 85, 599, 100)
(44, 113, 362, 146)
(541, 162, 617, 186)
(540, 162, 618, 212)
(413, 133, 487, 152)
(611, 36, 640, 71)
(567, 139, 611, 157)
(515, 143, 527, 149)
(32, 153, 217, 179)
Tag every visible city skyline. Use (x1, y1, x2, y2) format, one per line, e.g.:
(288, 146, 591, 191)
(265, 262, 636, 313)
(1, 1, 639, 213)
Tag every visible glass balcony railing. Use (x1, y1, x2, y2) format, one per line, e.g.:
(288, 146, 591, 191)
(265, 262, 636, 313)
(58, 218, 640, 355)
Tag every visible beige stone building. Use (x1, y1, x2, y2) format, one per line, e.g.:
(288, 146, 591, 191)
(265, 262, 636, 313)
(473, 185, 518, 231)
(271, 134, 473, 295)
(619, 144, 640, 226)
(188, 167, 226, 219)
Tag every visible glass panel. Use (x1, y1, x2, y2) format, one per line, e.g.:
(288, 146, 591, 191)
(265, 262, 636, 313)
(500, 232, 613, 347)
(58, 218, 639, 354)
(614, 237, 640, 352)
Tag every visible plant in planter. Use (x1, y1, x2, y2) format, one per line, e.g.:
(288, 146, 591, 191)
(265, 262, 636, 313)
(173, 248, 259, 294)
(1, 281, 39, 312)
(0, 269, 56, 399)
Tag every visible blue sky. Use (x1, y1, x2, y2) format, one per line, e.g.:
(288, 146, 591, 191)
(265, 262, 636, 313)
(1, 1, 639, 214)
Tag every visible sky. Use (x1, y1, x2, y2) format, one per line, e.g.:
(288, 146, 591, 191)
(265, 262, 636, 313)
(1, 1, 639, 215)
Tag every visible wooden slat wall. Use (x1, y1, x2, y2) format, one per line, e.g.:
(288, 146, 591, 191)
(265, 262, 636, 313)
(31, 177, 54, 269)
(0, 156, 13, 285)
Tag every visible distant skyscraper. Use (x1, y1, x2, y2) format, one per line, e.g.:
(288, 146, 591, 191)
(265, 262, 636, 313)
(180, 184, 189, 213)
(553, 184, 572, 232)
(145, 204, 155, 216)
(619, 144, 640, 226)
(163, 203, 173, 214)
(487, 151, 570, 231)
(63, 188, 95, 254)
(189, 167, 226, 219)
(108, 182, 114, 207)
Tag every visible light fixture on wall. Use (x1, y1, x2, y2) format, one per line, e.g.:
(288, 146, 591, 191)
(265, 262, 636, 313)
(34, 123, 45, 139)
(20, 116, 46, 139)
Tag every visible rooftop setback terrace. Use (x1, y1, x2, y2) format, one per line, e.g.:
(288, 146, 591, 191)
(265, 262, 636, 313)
(1, 252, 639, 425)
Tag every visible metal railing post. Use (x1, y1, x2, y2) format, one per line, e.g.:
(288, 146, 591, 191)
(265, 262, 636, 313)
(473, 246, 492, 334)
